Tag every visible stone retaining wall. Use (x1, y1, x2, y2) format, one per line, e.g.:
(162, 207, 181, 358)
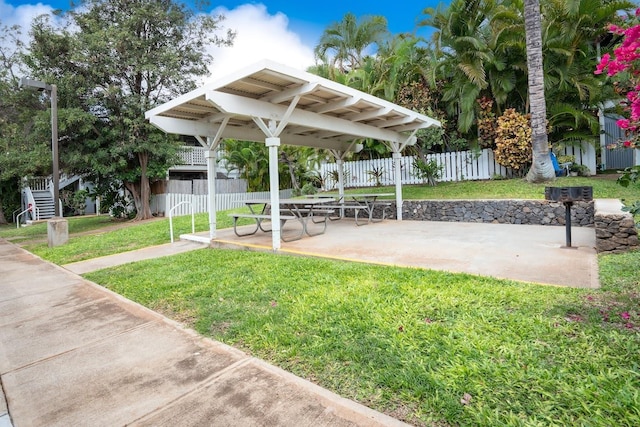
(372, 199, 637, 253)
(593, 199, 640, 254)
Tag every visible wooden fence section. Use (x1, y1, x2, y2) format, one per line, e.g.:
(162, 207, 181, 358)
(151, 189, 294, 216)
(318, 143, 597, 190)
(166, 179, 247, 195)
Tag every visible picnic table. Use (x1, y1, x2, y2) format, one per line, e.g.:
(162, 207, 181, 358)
(230, 198, 336, 242)
(309, 193, 393, 226)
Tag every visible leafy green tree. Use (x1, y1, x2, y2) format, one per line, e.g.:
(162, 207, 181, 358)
(0, 22, 52, 224)
(24, 0, 235, 220)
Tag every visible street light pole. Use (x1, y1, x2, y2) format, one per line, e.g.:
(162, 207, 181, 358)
(19, 78, 60, 217)
(50, 84, 59, 217)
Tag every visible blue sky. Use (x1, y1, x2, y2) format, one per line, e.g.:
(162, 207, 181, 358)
(1, 0, 448, 81)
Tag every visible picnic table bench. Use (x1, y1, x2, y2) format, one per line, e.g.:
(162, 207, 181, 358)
(310, 193, 392, 226)
(230, 199, 335, 241)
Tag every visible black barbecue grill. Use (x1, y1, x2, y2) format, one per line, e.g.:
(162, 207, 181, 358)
(544, 186, 593, 248)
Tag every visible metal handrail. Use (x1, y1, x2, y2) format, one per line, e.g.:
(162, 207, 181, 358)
(15, 206, 39, 228)
(12, 207, 22, 224)
(168, 201, 195, 243)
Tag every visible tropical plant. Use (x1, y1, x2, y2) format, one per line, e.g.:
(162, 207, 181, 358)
(366, 166, 385, 186)
(314, 13, 389, 74)
(412, 158, 443, 186)
(220, 140, 269, 192)
(419, 0, 525, 134)
(541, 0, 636, 144)
(494, 108, 533, 172)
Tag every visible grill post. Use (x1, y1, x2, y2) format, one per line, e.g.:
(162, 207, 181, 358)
(564, 201, 573, 248)
(544, 186, 593, 249)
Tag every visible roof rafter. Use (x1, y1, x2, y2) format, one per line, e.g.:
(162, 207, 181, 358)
(149, 115, 362, 152)
(205, 91, 405, 143)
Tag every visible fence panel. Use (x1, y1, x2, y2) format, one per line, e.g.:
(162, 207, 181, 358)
(167, 180, 191, 193)
(153, 189, 294, 216)
(558, 142, 597, 174)
(317, 144, 595, 188)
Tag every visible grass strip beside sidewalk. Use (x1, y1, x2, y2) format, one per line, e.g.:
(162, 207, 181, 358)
(85, 249, 640, 426)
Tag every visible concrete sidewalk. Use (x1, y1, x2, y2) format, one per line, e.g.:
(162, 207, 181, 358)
(0, 239, 409, 427)
(62, 240, 209, 274)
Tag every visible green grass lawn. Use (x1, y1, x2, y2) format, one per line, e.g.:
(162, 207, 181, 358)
(2, 176, 639, 425)
(83, 248, 640, 426)
(0, 211, 242, 264)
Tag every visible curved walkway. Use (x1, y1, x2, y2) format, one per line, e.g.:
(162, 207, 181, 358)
(0, 239, 408, 427)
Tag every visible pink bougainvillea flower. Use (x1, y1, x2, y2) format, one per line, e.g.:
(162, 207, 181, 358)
(621, 311, 631, 320)
(617, 118, 631, 129)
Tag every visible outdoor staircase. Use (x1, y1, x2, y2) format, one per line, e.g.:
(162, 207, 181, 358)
(32, 190, 56, 220)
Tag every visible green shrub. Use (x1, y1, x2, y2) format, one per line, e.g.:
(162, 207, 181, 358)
(413, 158, 443, 186)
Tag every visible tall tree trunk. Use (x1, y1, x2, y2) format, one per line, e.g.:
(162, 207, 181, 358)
(123, 152, 153, 221)
(524, 0, 556, 183)
(136, 151, 153, 220)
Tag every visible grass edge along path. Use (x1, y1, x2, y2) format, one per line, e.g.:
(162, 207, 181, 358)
(85, 249, 640, 427)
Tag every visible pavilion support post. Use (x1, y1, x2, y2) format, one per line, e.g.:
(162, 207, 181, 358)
(336, 158, 345, 218)
(266, 137, 281, 251)
(206, 148, 217, 239)
(393, 152, 403, 221)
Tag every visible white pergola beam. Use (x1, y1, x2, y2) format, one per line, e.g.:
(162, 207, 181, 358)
(379, 115, 417, 127)
(309, 97, 359, 114)
(263, 82, 319, 104)
(205, 91, 404, 143)
(346, 107, 392, 122)
(149, 115, 217, 137)
(148, 115, 362, 152)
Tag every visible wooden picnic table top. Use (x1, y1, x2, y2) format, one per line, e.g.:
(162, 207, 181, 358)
(246, 198, 337, 205)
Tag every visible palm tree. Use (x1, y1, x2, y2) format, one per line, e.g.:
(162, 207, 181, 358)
(314, 13, 389, 74)
(420, 0, 525, 133)
(524, 0, 555, 182)
(541, 0, 635, 145)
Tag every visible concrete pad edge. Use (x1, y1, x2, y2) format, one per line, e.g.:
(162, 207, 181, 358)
(250, 358, 413, 427)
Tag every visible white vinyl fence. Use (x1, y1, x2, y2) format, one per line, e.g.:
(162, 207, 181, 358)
(167, 179, 247, 194)
(151, 189, 293, 216)
(319, 144, 597, 190)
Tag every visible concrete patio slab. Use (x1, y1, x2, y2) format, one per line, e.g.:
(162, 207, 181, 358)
(209, 219, 599, 288)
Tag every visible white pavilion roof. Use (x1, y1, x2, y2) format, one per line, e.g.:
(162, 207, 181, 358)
(145, 59, 441, 152)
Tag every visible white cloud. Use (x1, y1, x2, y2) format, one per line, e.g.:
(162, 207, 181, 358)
(1, 1, 316, 85)
(0, 1, 56, 33)
(205, 3, 315, 83)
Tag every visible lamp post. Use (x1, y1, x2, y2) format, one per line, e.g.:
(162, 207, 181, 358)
(20, 77, 67, 247)
(19, 78, 60, 217)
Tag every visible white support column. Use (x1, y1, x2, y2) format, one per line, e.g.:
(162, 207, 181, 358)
(206, 148, 217, 239)
(393, 152, 403, 221)
(336, 158, 345, 218)
(266, 137, 281, 250)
